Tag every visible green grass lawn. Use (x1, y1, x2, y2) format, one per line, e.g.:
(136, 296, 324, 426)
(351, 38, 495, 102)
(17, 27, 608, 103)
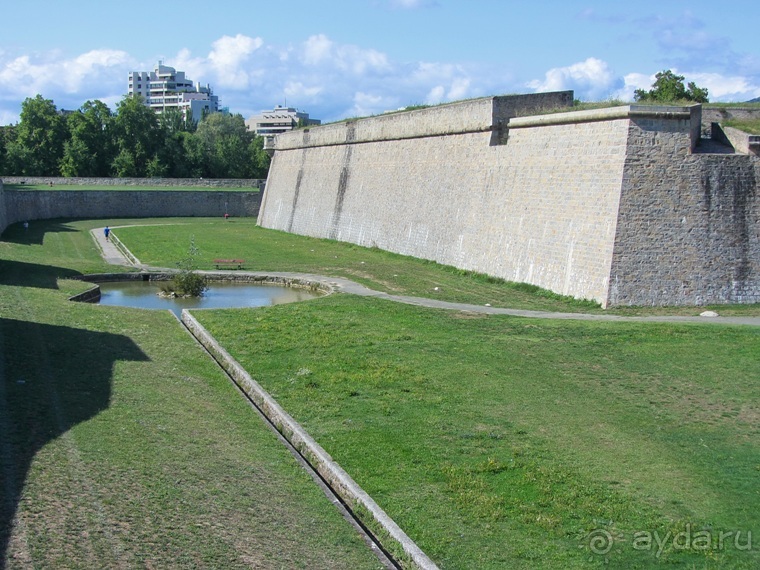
(0, 218, 382, 569)
(195, 296, 760, 569)
(3, 217, 759, 569)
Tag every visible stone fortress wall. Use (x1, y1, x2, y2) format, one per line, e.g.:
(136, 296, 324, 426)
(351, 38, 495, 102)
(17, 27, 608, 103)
(258, 92, 760, 307)
(0, 178, 263, 236)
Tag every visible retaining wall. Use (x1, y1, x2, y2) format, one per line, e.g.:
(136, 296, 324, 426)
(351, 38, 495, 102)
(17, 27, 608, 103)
(259, 93, 760, 307)
(0, 176, 265, 188)
(0, 185, 261, 235)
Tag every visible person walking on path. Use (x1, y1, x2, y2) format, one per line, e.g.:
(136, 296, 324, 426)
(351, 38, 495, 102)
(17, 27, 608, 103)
(104, 226, 110, 241)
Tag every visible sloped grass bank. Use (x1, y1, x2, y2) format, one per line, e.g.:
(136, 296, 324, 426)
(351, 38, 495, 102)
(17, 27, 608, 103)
(0, 219, 382, 569)
(195, 296, 760, 569)
(113, 220, 760, 316)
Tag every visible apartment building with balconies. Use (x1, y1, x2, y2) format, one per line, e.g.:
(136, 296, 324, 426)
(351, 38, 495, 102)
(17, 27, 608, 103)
(127, 62, 219, 122)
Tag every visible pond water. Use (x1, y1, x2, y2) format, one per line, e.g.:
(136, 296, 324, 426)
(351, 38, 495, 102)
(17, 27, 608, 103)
(97, 280, 323, 316)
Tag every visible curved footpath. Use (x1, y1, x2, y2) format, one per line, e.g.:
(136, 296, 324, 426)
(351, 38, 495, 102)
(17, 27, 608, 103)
(92, 227, 760, 327)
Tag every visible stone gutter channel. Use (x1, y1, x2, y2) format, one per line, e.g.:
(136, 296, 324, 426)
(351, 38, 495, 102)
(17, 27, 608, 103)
(70, 271, 436, 569)
(81, 228, 440, 569)
(181, 310, 436, 570)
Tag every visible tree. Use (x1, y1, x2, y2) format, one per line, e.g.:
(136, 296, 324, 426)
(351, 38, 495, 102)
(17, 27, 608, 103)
(155, 108, 194, 177)
(60, 100, 114, 176)
(5, 95, 67, 175)
(634, 70, 709, 103)
(0, 126, 9, 175)
(191, 112, 252, 178)
(111, 95, 161, 177)
(247, 134, 271, 179)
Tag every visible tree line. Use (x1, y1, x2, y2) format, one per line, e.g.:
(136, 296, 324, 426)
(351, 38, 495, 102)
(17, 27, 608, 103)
(0, 95, 270, 179)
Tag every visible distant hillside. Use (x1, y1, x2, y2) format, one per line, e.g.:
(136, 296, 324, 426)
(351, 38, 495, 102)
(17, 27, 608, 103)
(748, 97, 760, 103)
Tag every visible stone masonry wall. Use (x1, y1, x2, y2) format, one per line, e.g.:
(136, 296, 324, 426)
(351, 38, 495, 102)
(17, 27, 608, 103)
(609, 118, 759, 305)
(1, 189, 261, 235)
(260, 96, 632, 305)
(0, 176, 265, 188)
(260, 94, 760, 307)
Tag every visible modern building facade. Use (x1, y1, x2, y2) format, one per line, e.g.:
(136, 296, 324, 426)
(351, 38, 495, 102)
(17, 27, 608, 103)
(245, 106, 321, 137)
(127, 63, 219, 123)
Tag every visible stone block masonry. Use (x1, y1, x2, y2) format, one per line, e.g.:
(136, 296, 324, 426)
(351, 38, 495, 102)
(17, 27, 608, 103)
(0, 181, 262, 236)
(258, 92, 760, 307)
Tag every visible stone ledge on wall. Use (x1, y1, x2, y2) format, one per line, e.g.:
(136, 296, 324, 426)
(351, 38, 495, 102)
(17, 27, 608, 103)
(0, 176, 265, 188)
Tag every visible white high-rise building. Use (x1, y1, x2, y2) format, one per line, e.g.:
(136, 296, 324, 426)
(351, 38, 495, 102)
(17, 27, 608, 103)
(127, 62, 219, 123)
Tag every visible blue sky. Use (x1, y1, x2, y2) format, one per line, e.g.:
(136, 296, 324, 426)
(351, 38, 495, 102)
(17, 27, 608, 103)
(1, 0, 758, 125)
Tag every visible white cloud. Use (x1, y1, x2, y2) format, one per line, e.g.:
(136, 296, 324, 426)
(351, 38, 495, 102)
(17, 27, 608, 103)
(3, 30, 758, 127)
(615, 69, 760, 103)
(686, 71, 760, 102)
(303, 34, 333, 66)
(347, 91, 391, 117)
(284, 81, 323, 102)
(0, 109, 19, 125)
(527, 57, 622, 101)
(0, 49, 131, 109)
(173, 34, 264, 90)
(301, 34, 390, 75)
(613, 72, 652, 101)
(425, 85, 446, 105)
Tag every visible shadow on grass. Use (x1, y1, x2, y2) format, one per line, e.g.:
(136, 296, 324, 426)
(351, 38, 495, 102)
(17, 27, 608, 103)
(0, 317, 149, 565)
(1, 220, 78, 246)
(0, 260, 81, 289)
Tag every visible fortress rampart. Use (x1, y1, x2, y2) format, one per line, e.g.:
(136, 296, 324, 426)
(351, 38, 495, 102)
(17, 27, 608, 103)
(0, 180, 262, 235)
(258, 92, 760, 307)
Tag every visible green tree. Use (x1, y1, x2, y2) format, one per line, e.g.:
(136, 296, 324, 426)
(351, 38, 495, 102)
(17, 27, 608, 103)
(191, 112, 252, 178)
(111, 148, 138, 177)
(0, 125, 20, 175)
(111, 95, 161, 176)
(0, 126, 9, 175)
(60, 137, 96, 177)
(5, 95, 67, 175)
(156, 108, 194, 177)
(634, 70, 709, 103)
(247, 134, 271, 179)
(60, 100, 114, 176)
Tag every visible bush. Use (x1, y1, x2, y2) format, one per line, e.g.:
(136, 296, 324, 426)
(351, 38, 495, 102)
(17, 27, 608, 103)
(160, 235, 207, 297)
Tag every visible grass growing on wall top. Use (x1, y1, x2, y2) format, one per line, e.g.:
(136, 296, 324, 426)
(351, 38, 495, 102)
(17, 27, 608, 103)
(724, 118, 760, 135)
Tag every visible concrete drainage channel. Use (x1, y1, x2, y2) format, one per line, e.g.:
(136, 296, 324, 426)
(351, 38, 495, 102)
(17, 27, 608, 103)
(180, 310, 440, 570)
(69, 271, 438, 568)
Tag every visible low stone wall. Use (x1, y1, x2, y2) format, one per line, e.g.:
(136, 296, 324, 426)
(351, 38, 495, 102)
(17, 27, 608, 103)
(1, 176, 265, 188)
(0, 188, 261, 235)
